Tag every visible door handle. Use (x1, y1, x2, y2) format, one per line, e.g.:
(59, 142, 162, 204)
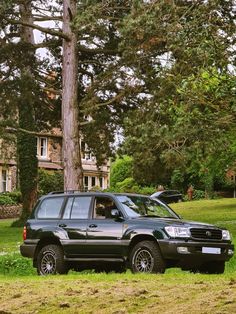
(59, 224, 67, 228)
(89, 224, 97, 228)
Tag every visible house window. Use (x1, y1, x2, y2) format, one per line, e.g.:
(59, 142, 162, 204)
(91, 177, 96, 187)
(1, 170, 7, 192)
(84, 176, 88, 191)
(37, 137, 48, 159)
(99, 177, 103, 189)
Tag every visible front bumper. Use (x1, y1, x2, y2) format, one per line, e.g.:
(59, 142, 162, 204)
(158, 239, 234, 264)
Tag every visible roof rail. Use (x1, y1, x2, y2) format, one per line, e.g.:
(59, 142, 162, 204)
(47, 189, 104, 195)
(48, 190, 83, 195)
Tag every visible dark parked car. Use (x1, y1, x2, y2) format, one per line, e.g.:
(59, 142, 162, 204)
(151, 190, 183, 203)
(20, 191, 234, 275)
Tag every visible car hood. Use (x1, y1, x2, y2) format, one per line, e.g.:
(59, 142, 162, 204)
(130, 217, 221, 229)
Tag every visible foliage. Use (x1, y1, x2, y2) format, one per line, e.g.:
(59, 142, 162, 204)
(192, 189, 205, 201)
(110, 156, 133, 188)
(0, 1, 61, 223)
(120, 0, 236, 191)
(170, 170, 185, 191)
(138, 186, 156, 195)
(38, 169, 63, 195)
(1, 0, 236, 200)
(116, 177, 139, 193)
(0, 194, 16, 206)
(0, 253, 35, 276)
(0, 191, 22, 205)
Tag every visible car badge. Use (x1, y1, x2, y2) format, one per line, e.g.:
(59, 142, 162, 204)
(206, 231, 212, 237)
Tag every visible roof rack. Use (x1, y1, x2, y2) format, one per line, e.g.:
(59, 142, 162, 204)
(48, 190, 83, 195)
(47, 190, 104, 195)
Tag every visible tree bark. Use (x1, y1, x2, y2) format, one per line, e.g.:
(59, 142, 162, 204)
(62, 0, 83, 191)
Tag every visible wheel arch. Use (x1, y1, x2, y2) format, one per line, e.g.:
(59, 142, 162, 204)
(128, 234, 160, 259)
(33, 237, 63, 267)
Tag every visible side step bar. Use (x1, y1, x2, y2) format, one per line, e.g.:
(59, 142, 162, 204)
(64, 257, 125, 262)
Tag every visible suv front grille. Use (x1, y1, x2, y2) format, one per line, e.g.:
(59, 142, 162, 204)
(190, 228, 222, 240)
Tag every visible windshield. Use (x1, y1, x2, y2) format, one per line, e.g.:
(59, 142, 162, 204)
(116, 195, 179, 219)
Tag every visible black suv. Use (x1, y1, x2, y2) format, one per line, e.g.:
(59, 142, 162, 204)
(20, 191, 234, 275)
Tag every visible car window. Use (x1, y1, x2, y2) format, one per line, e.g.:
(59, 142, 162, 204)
(37, 197, 64, 219)
(117, 195, 179, 219)
(93, 197, 119, 219)
(72, 197, 92, 219)
(62, 196, 92, 219)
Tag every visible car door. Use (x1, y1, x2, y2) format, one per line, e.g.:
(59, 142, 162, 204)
(86, 195, 124, 257)
(58, 196, 92, 257)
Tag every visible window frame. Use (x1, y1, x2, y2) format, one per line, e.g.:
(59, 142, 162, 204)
(92, 196, 123, 220)
(1, 169, 7, 192)
(37, 137, 48, 159)
(36, 196, 66, 220)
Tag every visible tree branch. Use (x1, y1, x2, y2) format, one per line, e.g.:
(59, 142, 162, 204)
(33, 16, 63, 22)
(81, 92, 125, 113)
(4, 17, 70, 41)
(6, 127, 62, 139)
(78, 44, 119, 55)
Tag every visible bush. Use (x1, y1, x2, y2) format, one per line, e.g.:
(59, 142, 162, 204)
(0, 253, 35, 276)
(0, 194, 17, 206)
(138, 186, 156, 195)
(107, 179, 156, 195)
(38, 169, 63, 195)
(193, 189, 205, 200)
(0, 191, 22, 206)
(110, 156, 133, 188)
(116, 177, 138, 192)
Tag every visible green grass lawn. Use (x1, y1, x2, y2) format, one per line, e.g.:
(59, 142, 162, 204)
(0, 219, 22, 254)
(0, 199, 236, 313)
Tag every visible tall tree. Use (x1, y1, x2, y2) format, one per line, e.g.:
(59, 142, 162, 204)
(0, 0, 62, 222)
(62, 0, 82, 191)
(120, 0, 236, 189)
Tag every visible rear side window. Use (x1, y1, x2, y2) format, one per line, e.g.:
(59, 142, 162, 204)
(63, 196, 91, 219)
(37, 197, 64, 219)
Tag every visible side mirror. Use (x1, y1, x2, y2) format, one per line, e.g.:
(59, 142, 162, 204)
(111, 209, 120, 218)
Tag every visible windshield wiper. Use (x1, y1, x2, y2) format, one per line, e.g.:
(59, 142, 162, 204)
(139, 215, 162, 218)
(139, 215, 178, 219)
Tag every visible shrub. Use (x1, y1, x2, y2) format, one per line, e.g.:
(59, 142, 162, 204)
(0, 194, 17, 206)
(0, 191, 22, 205)
(110, 156, 133, 187)
(193, 189, 205, 200)
(138, 186, 156, 195)
(38, 169, 63, 195)
(0, 253, 35, 276)
(116, 177, 138, 192)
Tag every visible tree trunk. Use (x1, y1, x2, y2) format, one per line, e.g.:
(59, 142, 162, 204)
(16, 0, 38, 223)
(62, 0, 83, 191)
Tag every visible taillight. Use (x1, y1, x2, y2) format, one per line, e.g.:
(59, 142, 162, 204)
(23, 226, 27, 241)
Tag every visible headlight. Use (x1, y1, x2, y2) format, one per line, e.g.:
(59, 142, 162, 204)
(165, 226, 190, 238)
(222, 230, 231, 241)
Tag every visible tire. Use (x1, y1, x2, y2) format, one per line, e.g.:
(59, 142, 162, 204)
(199, 261, 225, 274)
(130, 241, 166, 274)
(37, 244, 68, 275)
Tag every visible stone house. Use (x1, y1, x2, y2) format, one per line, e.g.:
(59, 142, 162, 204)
(0, 133, 110, 192)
